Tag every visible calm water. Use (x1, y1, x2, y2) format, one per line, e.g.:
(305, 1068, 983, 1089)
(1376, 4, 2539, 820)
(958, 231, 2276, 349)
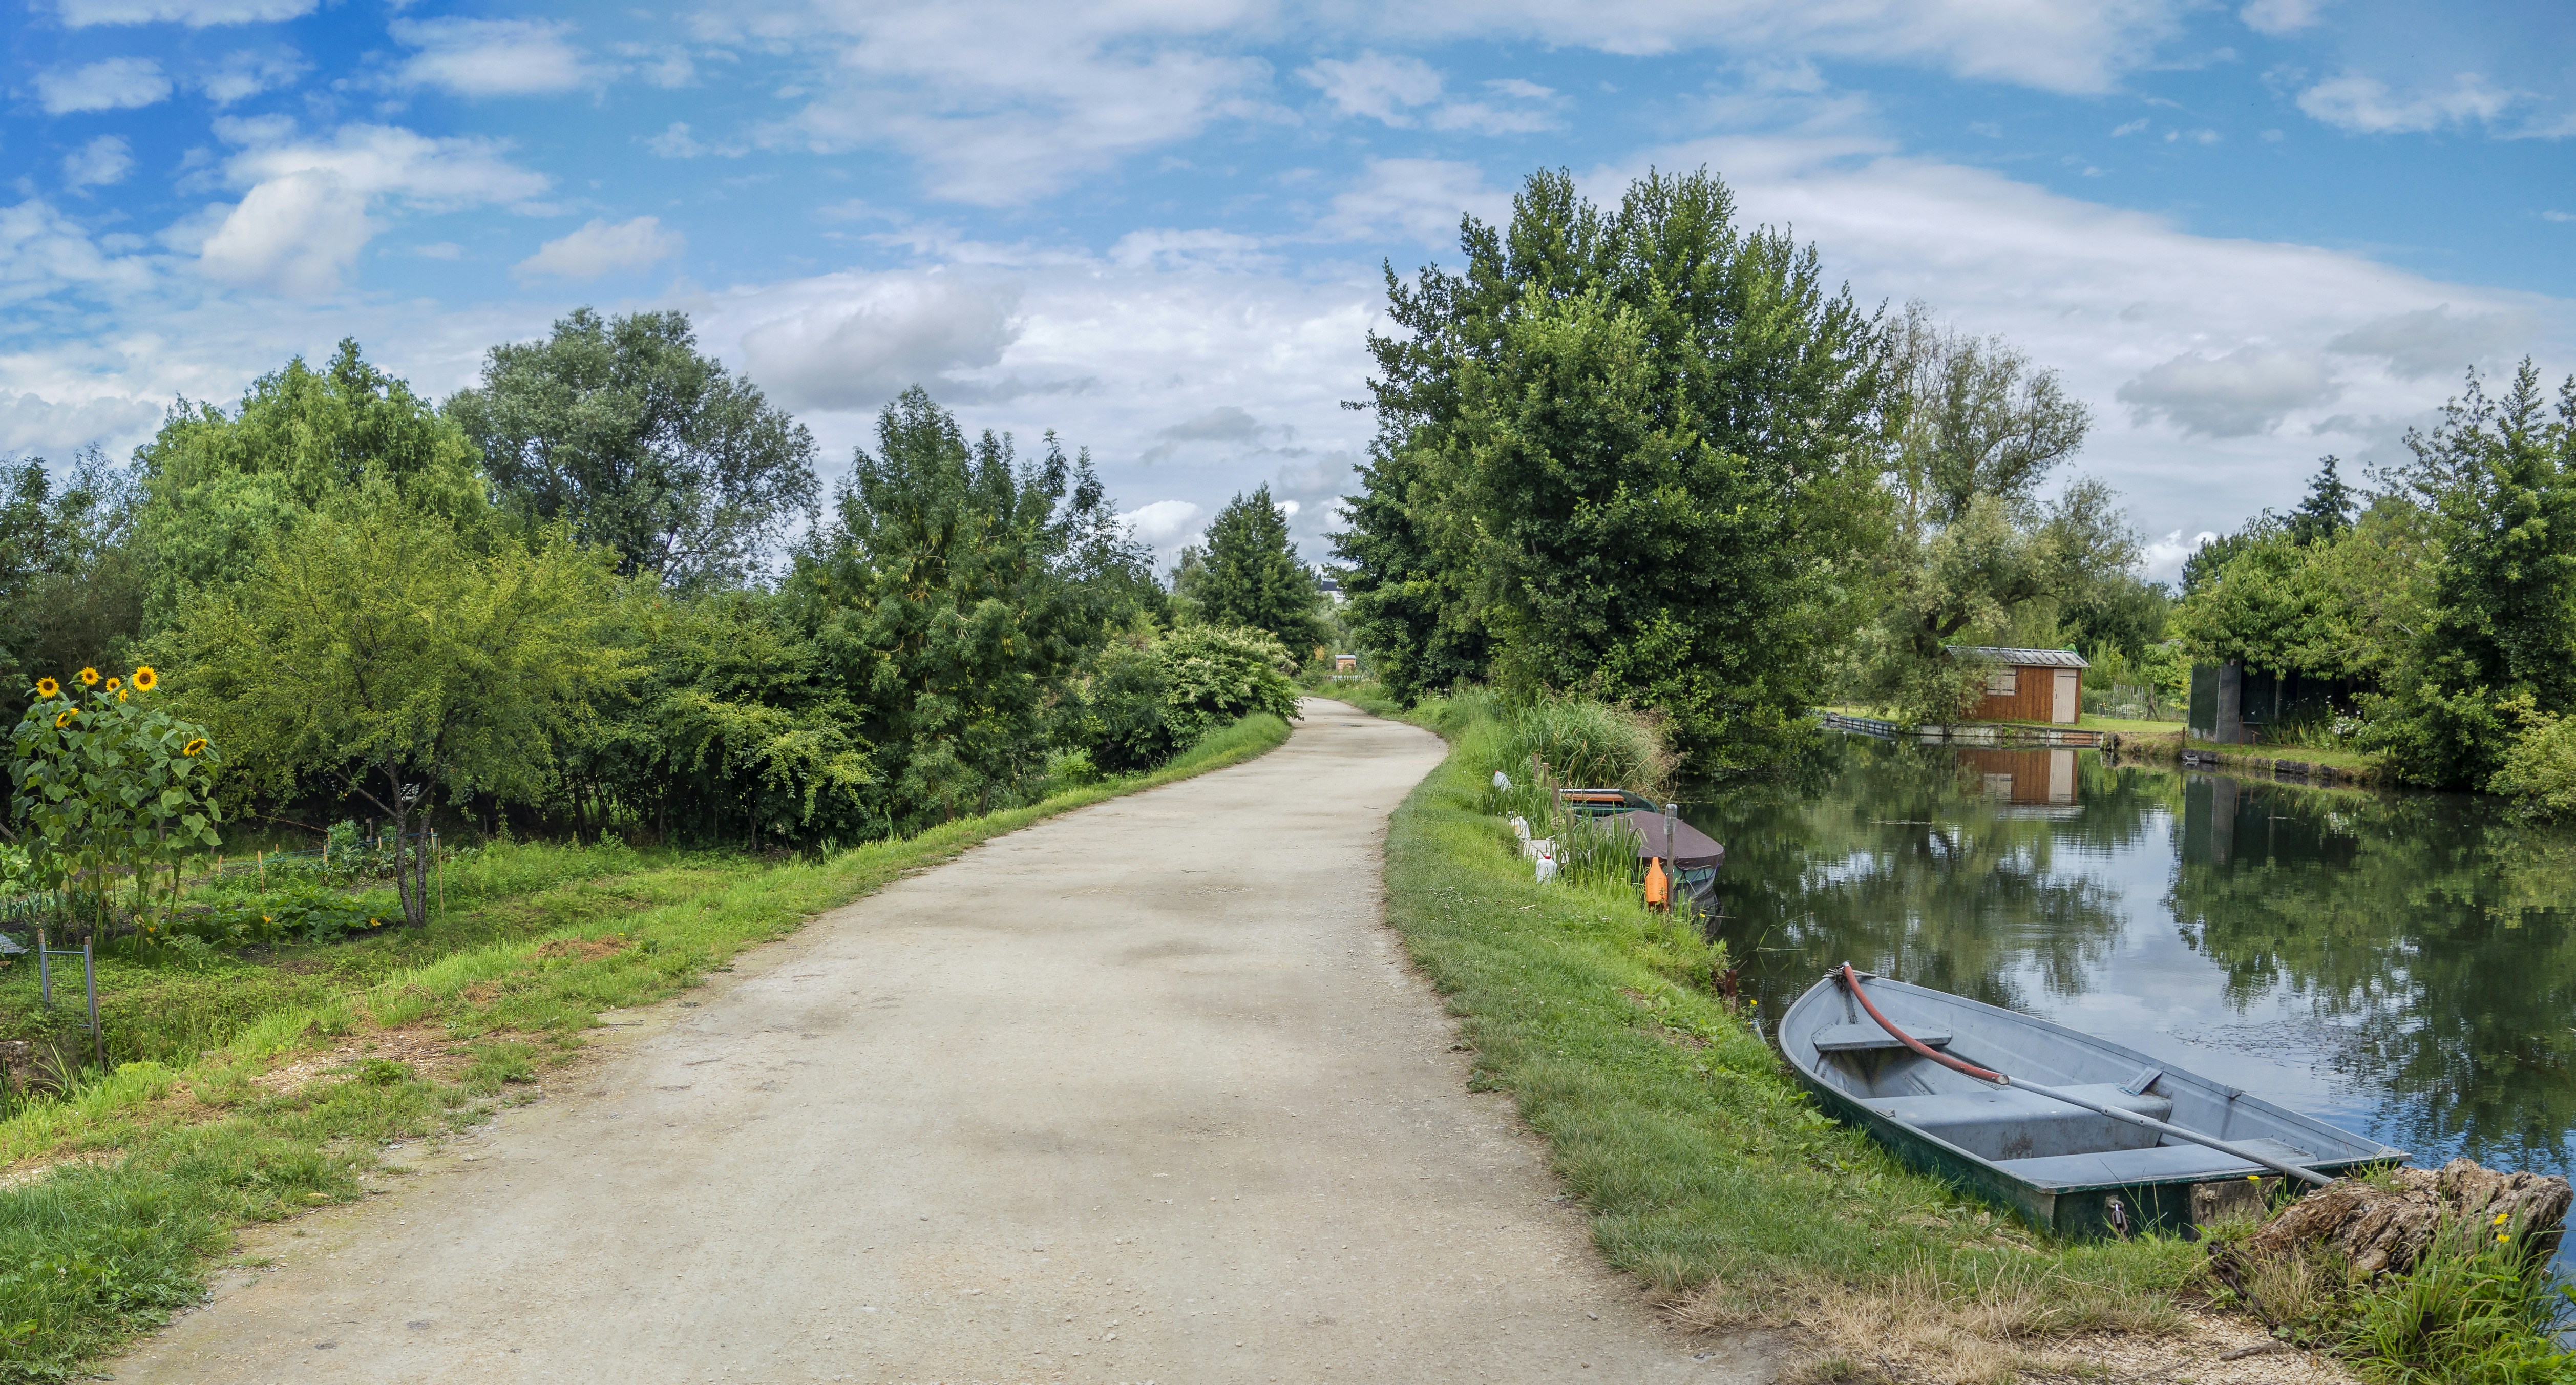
(1696, 735, 2576, 1207)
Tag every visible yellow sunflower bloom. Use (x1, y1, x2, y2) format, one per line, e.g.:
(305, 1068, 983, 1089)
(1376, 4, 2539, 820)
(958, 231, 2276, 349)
(131, 666, 157, 691)
(54, 711, 76, 729)
(104, 677, 121, 692)
(181, 737, 207, 757)
(33, 677, 58, 698)
(116, 690, 128, 703)
(76, 667, 98, 686)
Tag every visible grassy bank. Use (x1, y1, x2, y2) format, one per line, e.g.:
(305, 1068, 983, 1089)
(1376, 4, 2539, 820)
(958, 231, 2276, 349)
(0, 711, 1292, 1381)
(1360, 686, 2570, 1383)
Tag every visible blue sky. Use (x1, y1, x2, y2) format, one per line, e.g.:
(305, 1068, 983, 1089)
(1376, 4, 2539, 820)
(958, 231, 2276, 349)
(4, 0, 2570, 575)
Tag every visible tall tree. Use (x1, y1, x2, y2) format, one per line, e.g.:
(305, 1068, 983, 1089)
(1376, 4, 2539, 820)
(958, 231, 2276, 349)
(0, 452, 145, 723)
(1174, 485, 1328, 656)
(2360, 362, 2576, 787)
(1338, 167, 1891, 767)
(448, 308, 820, 589)
(787, 388, 1147, 826)
(135, 340, 484, 629)
(1855, 306, 2135, 720)
(169, 487, 627, 925)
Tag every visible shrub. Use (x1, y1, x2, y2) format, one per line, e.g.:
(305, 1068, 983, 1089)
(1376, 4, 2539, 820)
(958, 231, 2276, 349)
(1084, 644, 1180, 773)
(2489, 709, 2576, 820)
(1157, 626, 1301, 745)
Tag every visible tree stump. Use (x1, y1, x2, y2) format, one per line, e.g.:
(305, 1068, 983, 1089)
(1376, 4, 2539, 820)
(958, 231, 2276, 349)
(2238, 1158, 2572, 1277)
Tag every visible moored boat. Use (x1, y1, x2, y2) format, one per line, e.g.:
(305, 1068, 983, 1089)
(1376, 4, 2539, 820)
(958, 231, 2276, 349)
(1554, 789, 1724, 913)
(1780, 968, 2405, 1238)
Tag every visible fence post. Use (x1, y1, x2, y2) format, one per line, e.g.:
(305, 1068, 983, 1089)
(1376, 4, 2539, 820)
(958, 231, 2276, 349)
(36, 928, 47, 1008)
(83, 936, 99, 1068)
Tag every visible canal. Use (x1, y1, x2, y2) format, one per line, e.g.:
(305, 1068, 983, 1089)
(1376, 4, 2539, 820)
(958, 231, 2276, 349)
(1697, 733, 2576, 1217)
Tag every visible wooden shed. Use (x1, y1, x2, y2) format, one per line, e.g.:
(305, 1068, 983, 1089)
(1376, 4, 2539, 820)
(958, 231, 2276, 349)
(1948, 646, 2087, 725)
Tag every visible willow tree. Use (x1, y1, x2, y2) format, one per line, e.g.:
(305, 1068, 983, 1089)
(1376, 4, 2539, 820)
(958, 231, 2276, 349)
(1338, 167, 1890, 768)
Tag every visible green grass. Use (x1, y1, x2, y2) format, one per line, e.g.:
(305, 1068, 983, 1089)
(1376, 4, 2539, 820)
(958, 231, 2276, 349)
(0, 711, 1292, 1380)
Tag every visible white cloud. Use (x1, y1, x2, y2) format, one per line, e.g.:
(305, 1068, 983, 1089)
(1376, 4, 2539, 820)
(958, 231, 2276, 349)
(2117, 347, 2337, 437)
(1301, 51, 1442, 124)
(62, 136, 134, 189)
(198, 172, 372, 296)
(0, 199, 157, 309)
(515, 216, 684, 280)
(738, 274, 1026, 412)
(2297, 71, 2518, 134)
(194, 123, 553, 296)
(1119, 499, 1204, 549)
(2141, 529, 2219, 580)
(35, 58, 173, 114)
(647, 122, 743, 159)
(391, 18, 591, 97)
(1314, 158, 1508, 247)
(54, 0, 310, 25)
(0, 390, 165, 459)
(1300, 52, 1558, 134)
(2111, 118, 2149, 136)
(755, 1, 1268, 205)
(2238, 0, 2325, 35)
(2326, 306, 2541, 381)
(1108, 228, 1271, 272)
(199, 50, 307, 104)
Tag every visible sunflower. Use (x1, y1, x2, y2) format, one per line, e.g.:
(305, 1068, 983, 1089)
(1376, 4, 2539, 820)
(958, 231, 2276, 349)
(116, 690, 128, 703)
(33, 678, 58, 699)
(104, 677, 121, 692)
(131, 666, 157, 692)
(181, 737, 207, 757)
(54, 710, 76, 729)
(76, 667, 98, 686)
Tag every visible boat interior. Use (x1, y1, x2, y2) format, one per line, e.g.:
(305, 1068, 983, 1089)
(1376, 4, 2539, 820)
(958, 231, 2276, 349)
(1801, 982, 2345, 1189)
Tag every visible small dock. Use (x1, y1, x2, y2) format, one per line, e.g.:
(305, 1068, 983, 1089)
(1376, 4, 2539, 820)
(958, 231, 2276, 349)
(1820, 711, 2103, 749)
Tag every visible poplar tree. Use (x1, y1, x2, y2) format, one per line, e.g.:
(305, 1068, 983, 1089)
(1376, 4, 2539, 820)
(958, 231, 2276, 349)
(1175, 485, 1328, 657)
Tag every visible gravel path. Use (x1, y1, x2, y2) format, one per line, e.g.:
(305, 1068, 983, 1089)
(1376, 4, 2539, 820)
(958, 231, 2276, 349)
(111, 701, 1769, 1384)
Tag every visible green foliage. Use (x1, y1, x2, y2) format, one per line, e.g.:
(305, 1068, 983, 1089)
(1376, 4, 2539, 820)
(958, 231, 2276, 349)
(133, 340, 485, 633)
(1501, 696, 1675, 793)
(166, 489, 626, 925)
(446, 308, 821, 590)
(788, 388, 1150, 828)
(1856, 306, 2137, 723)
(8, 668, 222, 933)
(1341, 168, 1890, 768)
(1071, 642, 1179, 774)
(1155, 625, 1302, 745)
(0, 454, 144, 729)
(2289, 455, 2358, 548)
(2359, 363, 2576, 789)
(2489, 708, 2576, 820)
(1174, 485, 1328, 656)
(2338, 1225, 2576, 1385)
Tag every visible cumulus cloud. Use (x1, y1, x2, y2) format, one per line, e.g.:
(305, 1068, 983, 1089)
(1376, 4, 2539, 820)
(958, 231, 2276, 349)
(739, 275, 1025, 413)
(2140, 528, 2220, 580)
(62, 136, 134, 189)
(2297, 71, 2518, 134)
(515, 217, 683, 280)
(1119, 499, 1204, 550)
(2326, 306, 2541, 381)
(0, 390, 165, 459)
(198, 172, 373, 296)
(391, 18, 591, 97)
(2118, 348, 2337, 437)
(1314, 158, 1508, 247)
(35, 58, 173, 114)
(0, 199, 157, 309)
(195, 122, 552, 295)
(54, 0, 310, 25)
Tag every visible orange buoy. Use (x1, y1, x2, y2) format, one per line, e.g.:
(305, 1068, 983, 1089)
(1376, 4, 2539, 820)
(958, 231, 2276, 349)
(1644, 856, 1670, 910)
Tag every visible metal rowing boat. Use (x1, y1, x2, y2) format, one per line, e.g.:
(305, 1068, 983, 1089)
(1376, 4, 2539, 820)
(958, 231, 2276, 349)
(1780, 968, 2405, 1237)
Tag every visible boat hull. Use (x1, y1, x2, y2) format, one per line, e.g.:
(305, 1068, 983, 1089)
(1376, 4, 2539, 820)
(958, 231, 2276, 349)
(1781, 972, 2404, 1240)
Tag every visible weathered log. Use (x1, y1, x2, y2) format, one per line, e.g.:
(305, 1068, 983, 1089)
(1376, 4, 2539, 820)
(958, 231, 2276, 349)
(2237, 1157, 2571, 1277)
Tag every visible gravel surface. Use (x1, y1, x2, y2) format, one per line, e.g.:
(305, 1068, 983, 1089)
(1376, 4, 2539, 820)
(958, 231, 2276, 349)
(109, 701, 1769, 1384)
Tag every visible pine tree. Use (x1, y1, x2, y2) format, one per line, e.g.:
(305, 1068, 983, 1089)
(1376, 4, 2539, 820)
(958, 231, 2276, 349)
(1178, 485, 1329, 658)
(2287, 455, 2355, 547)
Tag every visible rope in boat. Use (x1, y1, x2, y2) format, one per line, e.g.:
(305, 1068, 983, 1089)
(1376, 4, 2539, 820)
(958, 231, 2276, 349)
(1834, 963, 2336, 1189)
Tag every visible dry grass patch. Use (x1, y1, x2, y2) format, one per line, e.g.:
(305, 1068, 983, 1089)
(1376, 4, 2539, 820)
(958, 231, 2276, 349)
(250, 1024, 474, 1096)
(1678, 1267, 2355, 1385)
(534, 934, 632, 962)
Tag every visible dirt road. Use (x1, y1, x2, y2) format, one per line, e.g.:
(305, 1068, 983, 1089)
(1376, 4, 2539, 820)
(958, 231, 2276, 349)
(112, 702, 1767, 1384)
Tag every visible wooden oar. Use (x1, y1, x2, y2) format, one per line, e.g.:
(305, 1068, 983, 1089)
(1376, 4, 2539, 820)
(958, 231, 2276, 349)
(1838, 964, 2336, 1189)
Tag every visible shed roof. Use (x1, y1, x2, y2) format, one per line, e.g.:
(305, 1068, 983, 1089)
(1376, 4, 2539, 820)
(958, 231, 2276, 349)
(1945, 645, 2090, 669)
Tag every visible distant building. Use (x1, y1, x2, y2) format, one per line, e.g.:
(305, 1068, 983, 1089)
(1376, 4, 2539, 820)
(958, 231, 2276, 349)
(2187, 662, 2351, 745)
(1334, 653, 1358, 673)
(1316, 573, 1344, 603)
(1945, 646, 2087, 725)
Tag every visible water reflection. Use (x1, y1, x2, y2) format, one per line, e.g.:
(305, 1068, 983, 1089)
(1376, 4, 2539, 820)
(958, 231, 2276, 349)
(1698, 735, 2576, 1188)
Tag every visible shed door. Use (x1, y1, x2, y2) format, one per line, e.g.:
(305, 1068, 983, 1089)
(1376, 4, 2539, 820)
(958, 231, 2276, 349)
(2053, 668, 2080, 724)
